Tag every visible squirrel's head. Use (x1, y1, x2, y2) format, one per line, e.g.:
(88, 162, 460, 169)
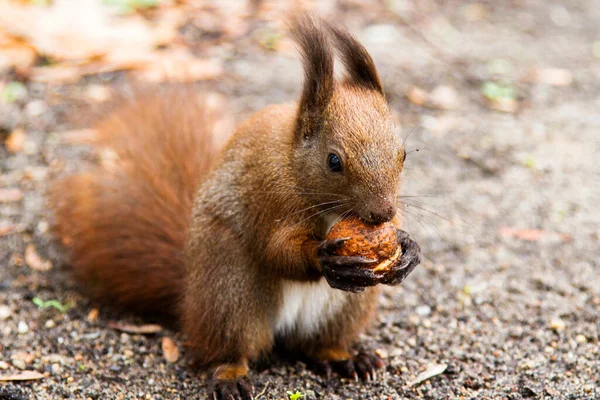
(291, 16, 405, 225)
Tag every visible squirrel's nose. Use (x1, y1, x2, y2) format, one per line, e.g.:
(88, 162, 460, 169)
(363, 203, 396, 224)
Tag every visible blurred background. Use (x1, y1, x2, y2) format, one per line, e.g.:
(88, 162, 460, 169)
(0, 0, 598, 399)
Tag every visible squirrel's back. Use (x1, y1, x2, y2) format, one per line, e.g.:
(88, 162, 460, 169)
(49, 88, 223, 317)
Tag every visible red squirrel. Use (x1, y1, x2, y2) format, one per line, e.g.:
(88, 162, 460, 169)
(49, 15, 421, 400)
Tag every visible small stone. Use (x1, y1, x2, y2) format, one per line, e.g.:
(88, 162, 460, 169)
(24, 100, 48, 117)
(12, 359, 26, 370)
(375, 348, 389, 359)
(67, 376, 74, 383)
(51, 363, 61, 374)
(0, 361, 9, 369)
(408, 315, 420, 326)
(45, 320, 56, 329)
(550, 318, 566, 332)
(429, 85, 460, 110)
(407, 337, 417, 347)
(0, 305, 11, 320)
(583, 385, 593, 393)
(406, 86, 428, 106)
(17, 321, 29, 334)
(415, 305, 431, 317)
(123, 350, 134, 358)
(575, 334, 587, 343)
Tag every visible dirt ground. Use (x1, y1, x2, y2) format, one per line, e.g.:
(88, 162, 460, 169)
(1, 1, 599, 399)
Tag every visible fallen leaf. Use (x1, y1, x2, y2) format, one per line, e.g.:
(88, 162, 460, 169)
(136, 48, 223, 83)
(0, 370, 44, 381)
(11, 352, 35, 364)
(108, 321, 162, 334)
(408, 363, 448, 387)
(525, 67, 573, 86)
(0, 0, 166, 63)
(87, 308, 99, 323)
(29, 65, 85, 85)
(0, 38, 38, 74)
(25, 244, 53, 271)
(0, 188, 23, 203)
(5, 128, 26, 153)
(161, 337, 180, 363)
(499, 227, 572, 242)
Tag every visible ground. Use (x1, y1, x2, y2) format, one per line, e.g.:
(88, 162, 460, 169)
(1, 1, 599, 399)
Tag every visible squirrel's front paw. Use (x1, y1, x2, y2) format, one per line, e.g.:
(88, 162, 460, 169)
(317, 239, 382, 293)
(381, 230, 421, 286)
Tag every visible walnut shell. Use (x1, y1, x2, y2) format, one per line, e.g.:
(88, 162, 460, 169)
(326, 216, 400, 272)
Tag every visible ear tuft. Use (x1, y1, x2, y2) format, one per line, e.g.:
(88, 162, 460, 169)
(326, 23, 384, 95)
(289, 14, 335, 138)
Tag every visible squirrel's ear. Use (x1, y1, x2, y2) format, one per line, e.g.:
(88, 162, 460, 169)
(327, 24, 384, 95)
(290, 14, 334, 139)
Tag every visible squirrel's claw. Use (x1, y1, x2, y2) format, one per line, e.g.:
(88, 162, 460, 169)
(209, 377, 253, 400)
(311, 352, 384, 383)
(321, 260, 381, 292)
(381, 230, 421, 286)
(317, 237, 349, 256)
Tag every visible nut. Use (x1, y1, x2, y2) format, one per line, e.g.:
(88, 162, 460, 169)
(326, 216, 400, 272)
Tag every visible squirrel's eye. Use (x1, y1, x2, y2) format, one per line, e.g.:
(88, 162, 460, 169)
(327, 153, 343, 173)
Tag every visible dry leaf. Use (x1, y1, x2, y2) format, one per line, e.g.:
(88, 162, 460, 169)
(161, 337, 180, 363)
(29, 65, 85, 85)
(87, 308, 99, 323)
(408, 363, 447, 387)
(525, 67, 573, 86)
(0, 38, 37, 74)
(107, 321, 162, 334)
(499, 227, 572, 242)
(5, 128, 26, 153)
(0, 0, 165, 63)
(136, 48, 223, 83)
(0, 370, 44, 382)
(11, 352, 35, 364)
(0, 188, 23, 203)
(25, 244, 53, 272)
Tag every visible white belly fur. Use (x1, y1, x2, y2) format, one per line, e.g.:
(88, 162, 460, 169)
(275, 279, 348, 338)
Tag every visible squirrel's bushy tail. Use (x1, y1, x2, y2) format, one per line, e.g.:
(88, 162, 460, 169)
(49, 88, 227, 317)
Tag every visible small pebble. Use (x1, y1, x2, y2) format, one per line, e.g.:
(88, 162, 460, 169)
(51, 363, 61, 374)
(550, 318, 566, 332)
(45, 320, 56, 329)
(0, 361, 9, 369)
(17, 321, 29, 334)
(575, 334, 587, 343)
(12, 359, 26, 370)
(415, 305, 432, 317)
(0, 305, 11, 320)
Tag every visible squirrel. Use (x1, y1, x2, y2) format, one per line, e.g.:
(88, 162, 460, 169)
(49, 15, 421, 400)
